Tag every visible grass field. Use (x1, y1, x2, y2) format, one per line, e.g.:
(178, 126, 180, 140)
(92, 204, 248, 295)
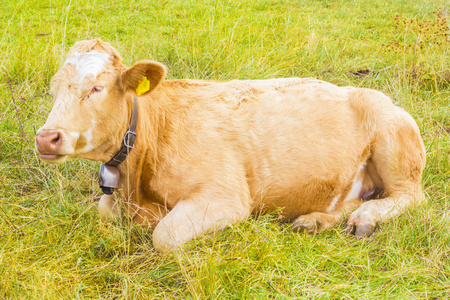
(1, 0, 450, 298)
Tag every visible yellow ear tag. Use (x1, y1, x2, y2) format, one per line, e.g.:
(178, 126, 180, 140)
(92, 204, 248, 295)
(136, 76, 150, 96)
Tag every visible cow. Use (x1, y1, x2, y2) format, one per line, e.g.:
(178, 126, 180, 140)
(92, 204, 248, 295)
(35, 40, 426, 252)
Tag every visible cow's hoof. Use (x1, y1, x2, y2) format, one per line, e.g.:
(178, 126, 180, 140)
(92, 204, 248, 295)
(354, 224, 375, 238)
(293, 218, 321, 234)
(345, 224, 375, 238)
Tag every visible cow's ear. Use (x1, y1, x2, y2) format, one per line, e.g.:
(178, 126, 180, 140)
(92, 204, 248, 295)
(121, 60, 167, 96)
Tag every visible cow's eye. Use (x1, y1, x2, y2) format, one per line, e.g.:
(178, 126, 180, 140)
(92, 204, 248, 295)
(89, 86, 104, 96)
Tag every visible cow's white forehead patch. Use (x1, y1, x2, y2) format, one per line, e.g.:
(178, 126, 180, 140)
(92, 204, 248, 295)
(64, 50, 111, 82)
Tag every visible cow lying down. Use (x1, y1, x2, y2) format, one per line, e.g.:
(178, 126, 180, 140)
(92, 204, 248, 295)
(35, 40, 426, 252)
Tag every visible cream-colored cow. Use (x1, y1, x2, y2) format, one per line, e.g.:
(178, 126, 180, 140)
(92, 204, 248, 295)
(36, 40, 426, 252)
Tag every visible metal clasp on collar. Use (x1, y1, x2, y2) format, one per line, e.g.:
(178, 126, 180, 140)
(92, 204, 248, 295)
(123, 130, 136, 149)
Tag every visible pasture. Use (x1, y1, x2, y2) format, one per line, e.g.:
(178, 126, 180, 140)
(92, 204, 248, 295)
(1, 0, 450, 298)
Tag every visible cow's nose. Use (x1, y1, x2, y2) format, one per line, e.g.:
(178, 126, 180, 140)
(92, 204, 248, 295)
(36, 130, 62, 154)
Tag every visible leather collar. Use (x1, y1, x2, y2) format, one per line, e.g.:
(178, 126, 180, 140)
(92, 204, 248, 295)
(106, 97, 139, 166)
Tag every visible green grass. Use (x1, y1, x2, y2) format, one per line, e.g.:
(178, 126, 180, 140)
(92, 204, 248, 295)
(1, 0, 450, 298)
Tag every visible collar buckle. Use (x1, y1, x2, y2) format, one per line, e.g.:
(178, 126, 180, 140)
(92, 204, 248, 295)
(123, 130, 137, 149)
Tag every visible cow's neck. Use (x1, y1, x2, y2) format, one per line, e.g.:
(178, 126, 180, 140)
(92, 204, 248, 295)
(117, 86, 195, 205)
(116, 92, 166, 197)
(115, 85, 200, 207)
(105, 97, 138, 167)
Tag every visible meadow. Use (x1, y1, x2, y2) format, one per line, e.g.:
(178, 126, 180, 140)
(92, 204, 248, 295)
(1, 0, 450, 298)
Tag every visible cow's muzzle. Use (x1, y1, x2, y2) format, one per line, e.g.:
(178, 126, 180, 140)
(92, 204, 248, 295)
(35, 129, 68, 163)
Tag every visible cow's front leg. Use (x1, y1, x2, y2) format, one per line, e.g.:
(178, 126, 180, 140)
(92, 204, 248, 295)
(152, 187, 251, 252)
(98, 194, 120, 220)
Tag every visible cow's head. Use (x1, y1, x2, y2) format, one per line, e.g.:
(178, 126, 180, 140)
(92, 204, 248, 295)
(36, 40, 166, 163)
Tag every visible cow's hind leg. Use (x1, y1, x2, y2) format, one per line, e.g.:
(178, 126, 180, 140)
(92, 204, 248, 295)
(346, 190, 425, 238)
(293, 198, 362, 234)
(346, 112, 426, 238)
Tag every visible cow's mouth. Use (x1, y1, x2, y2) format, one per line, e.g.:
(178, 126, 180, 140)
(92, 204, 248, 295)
(38, 154, 68, 164)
